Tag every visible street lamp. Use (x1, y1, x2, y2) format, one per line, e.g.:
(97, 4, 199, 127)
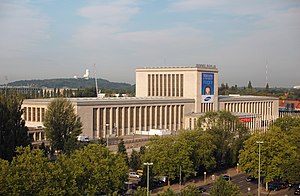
(179, 165, 182, 193)
(256, 141, 264, 196)
(144, 162, 153, 196)
(106, 124, 109, 148)
(236, 163, 239, 173)
(204, 172, 207, 183)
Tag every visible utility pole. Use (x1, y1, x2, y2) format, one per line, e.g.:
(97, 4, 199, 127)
(144, 162, 153, 196)
(256, 141, 264, 196)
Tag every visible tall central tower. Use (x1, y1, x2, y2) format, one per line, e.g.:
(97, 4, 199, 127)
(135, 64, 218, 113)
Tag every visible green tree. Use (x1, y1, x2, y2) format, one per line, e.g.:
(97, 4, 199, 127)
(44, 98, 82, 154)
(157, 188, 176, 196)
(4, 146, 62, 195)
(197, 111, 250, 168)
(266, 83, 269, 89)
(210, 177, 241, 196)
(142, 136, 193, 186)
(273, 116, 300, 132)
(0, 159, 9, 194)
(133, 187, 148, 196)
(58, 144, 128, 195)
(129, 149, 141, 171)
(178, 130, 216, 172)
(239, 127, 298, 190)
(118, 139, 128, 165)
(181, 185, 201, 195)
(247, 81, 252, 89)
(0, 94, 30, 160)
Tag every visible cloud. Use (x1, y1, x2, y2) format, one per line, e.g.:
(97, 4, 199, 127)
(0, 1, 49, 59)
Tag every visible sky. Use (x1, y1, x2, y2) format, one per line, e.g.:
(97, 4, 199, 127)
(0, 0, 299, 87)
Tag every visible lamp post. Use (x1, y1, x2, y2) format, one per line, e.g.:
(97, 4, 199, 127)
(256, 141, 264, 196)
(237, 163, 239, 173)
(144, 162, 153, 196)
(179, 165, 182, 193)
(106, 124, 109, 148)
(204, 172, 207, 184)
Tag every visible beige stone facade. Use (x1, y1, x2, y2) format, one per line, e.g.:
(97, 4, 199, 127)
(22, 64, 279, 144)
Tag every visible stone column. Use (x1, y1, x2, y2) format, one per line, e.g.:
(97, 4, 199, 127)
(139, 106, 142, 131)
(116, 107, 120, 136)
(122, 107, 125, 136)
(133, 106, 136, 132)
(96, 108, 100, 138)
(144, 106, 148, 131)
(110, 107, 113, 135)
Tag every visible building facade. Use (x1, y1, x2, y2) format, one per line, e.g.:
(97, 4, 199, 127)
(22, 64, 279, 144)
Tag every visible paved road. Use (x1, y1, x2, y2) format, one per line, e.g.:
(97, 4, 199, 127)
(200, 173, 296, 196)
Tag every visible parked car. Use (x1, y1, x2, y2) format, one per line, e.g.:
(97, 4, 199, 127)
(222, 175, 232, 181)
(294, 188, 300, 195)
(268, 182, 281, 191)
(279, 181, 289, 189)
(129, 172, 140, 178)
(246, 176, 256, 182)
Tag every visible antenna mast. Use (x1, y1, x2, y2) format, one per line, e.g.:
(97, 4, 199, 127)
(94, 64, 105, 98)
(265, 57, 268, 86)
(94, 64, 99, 96)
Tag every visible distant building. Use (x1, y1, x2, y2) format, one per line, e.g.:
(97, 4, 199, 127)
(22, 64, 279, 144)
(279, 100, 300, 117)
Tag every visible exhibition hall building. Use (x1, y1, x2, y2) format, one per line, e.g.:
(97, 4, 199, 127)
(22, 64, 279, 144)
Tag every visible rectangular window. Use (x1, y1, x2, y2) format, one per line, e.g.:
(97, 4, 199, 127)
(32, 108, 36, 121)
(172, 74, 175, 96)
(37, 108, 40, 122)
(152, 74, 155, 96)
(148, 74, 151, 96)
(164, 74, 167, 96)
(168, 75, 171, 96)
(136, 107, 140, 129)
(180, 74, 183, 97)
(176, 74, 179, 97)
(160, 74, 163, 96)
(93, 108, 97, 138)
(23, 107, 27, 121)
(28, 107, 32, 121)
(41, 108, 45, 122)
(156, 74, 159, 96)
(99, 108, 104, 137)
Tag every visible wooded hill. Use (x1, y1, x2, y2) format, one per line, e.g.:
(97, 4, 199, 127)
(7, 78, 134, 91)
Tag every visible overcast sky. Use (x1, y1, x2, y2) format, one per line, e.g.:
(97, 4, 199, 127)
(0, 0, 299, 87)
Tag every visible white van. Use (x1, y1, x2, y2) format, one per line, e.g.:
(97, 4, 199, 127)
(77, 135, 90, 142)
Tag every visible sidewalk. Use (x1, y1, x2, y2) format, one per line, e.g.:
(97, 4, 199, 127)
(151, 167, 239, 194)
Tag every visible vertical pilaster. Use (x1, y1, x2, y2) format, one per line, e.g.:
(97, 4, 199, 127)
(96, 108, 100, 138)
(133, 106, 136, 132)
(116, 107, 119, 136)
(103, 108, 107, 137)
(122, 107, 125, 136)
(149, 106, 153, 129)
(160, 106, 163, 129)
(110, 107, 113, 135)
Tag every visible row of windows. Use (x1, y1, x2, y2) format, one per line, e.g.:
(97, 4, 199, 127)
(224, 101, 274, 116)
(23, 107, 45, 122)
(92, 105, 184, 138)
(148, 74, 184, 97)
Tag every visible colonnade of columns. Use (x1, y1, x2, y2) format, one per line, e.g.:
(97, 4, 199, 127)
(224, 101, 274, 119)
(93, 104, 184, 139)
(23, 107, 46, 122)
